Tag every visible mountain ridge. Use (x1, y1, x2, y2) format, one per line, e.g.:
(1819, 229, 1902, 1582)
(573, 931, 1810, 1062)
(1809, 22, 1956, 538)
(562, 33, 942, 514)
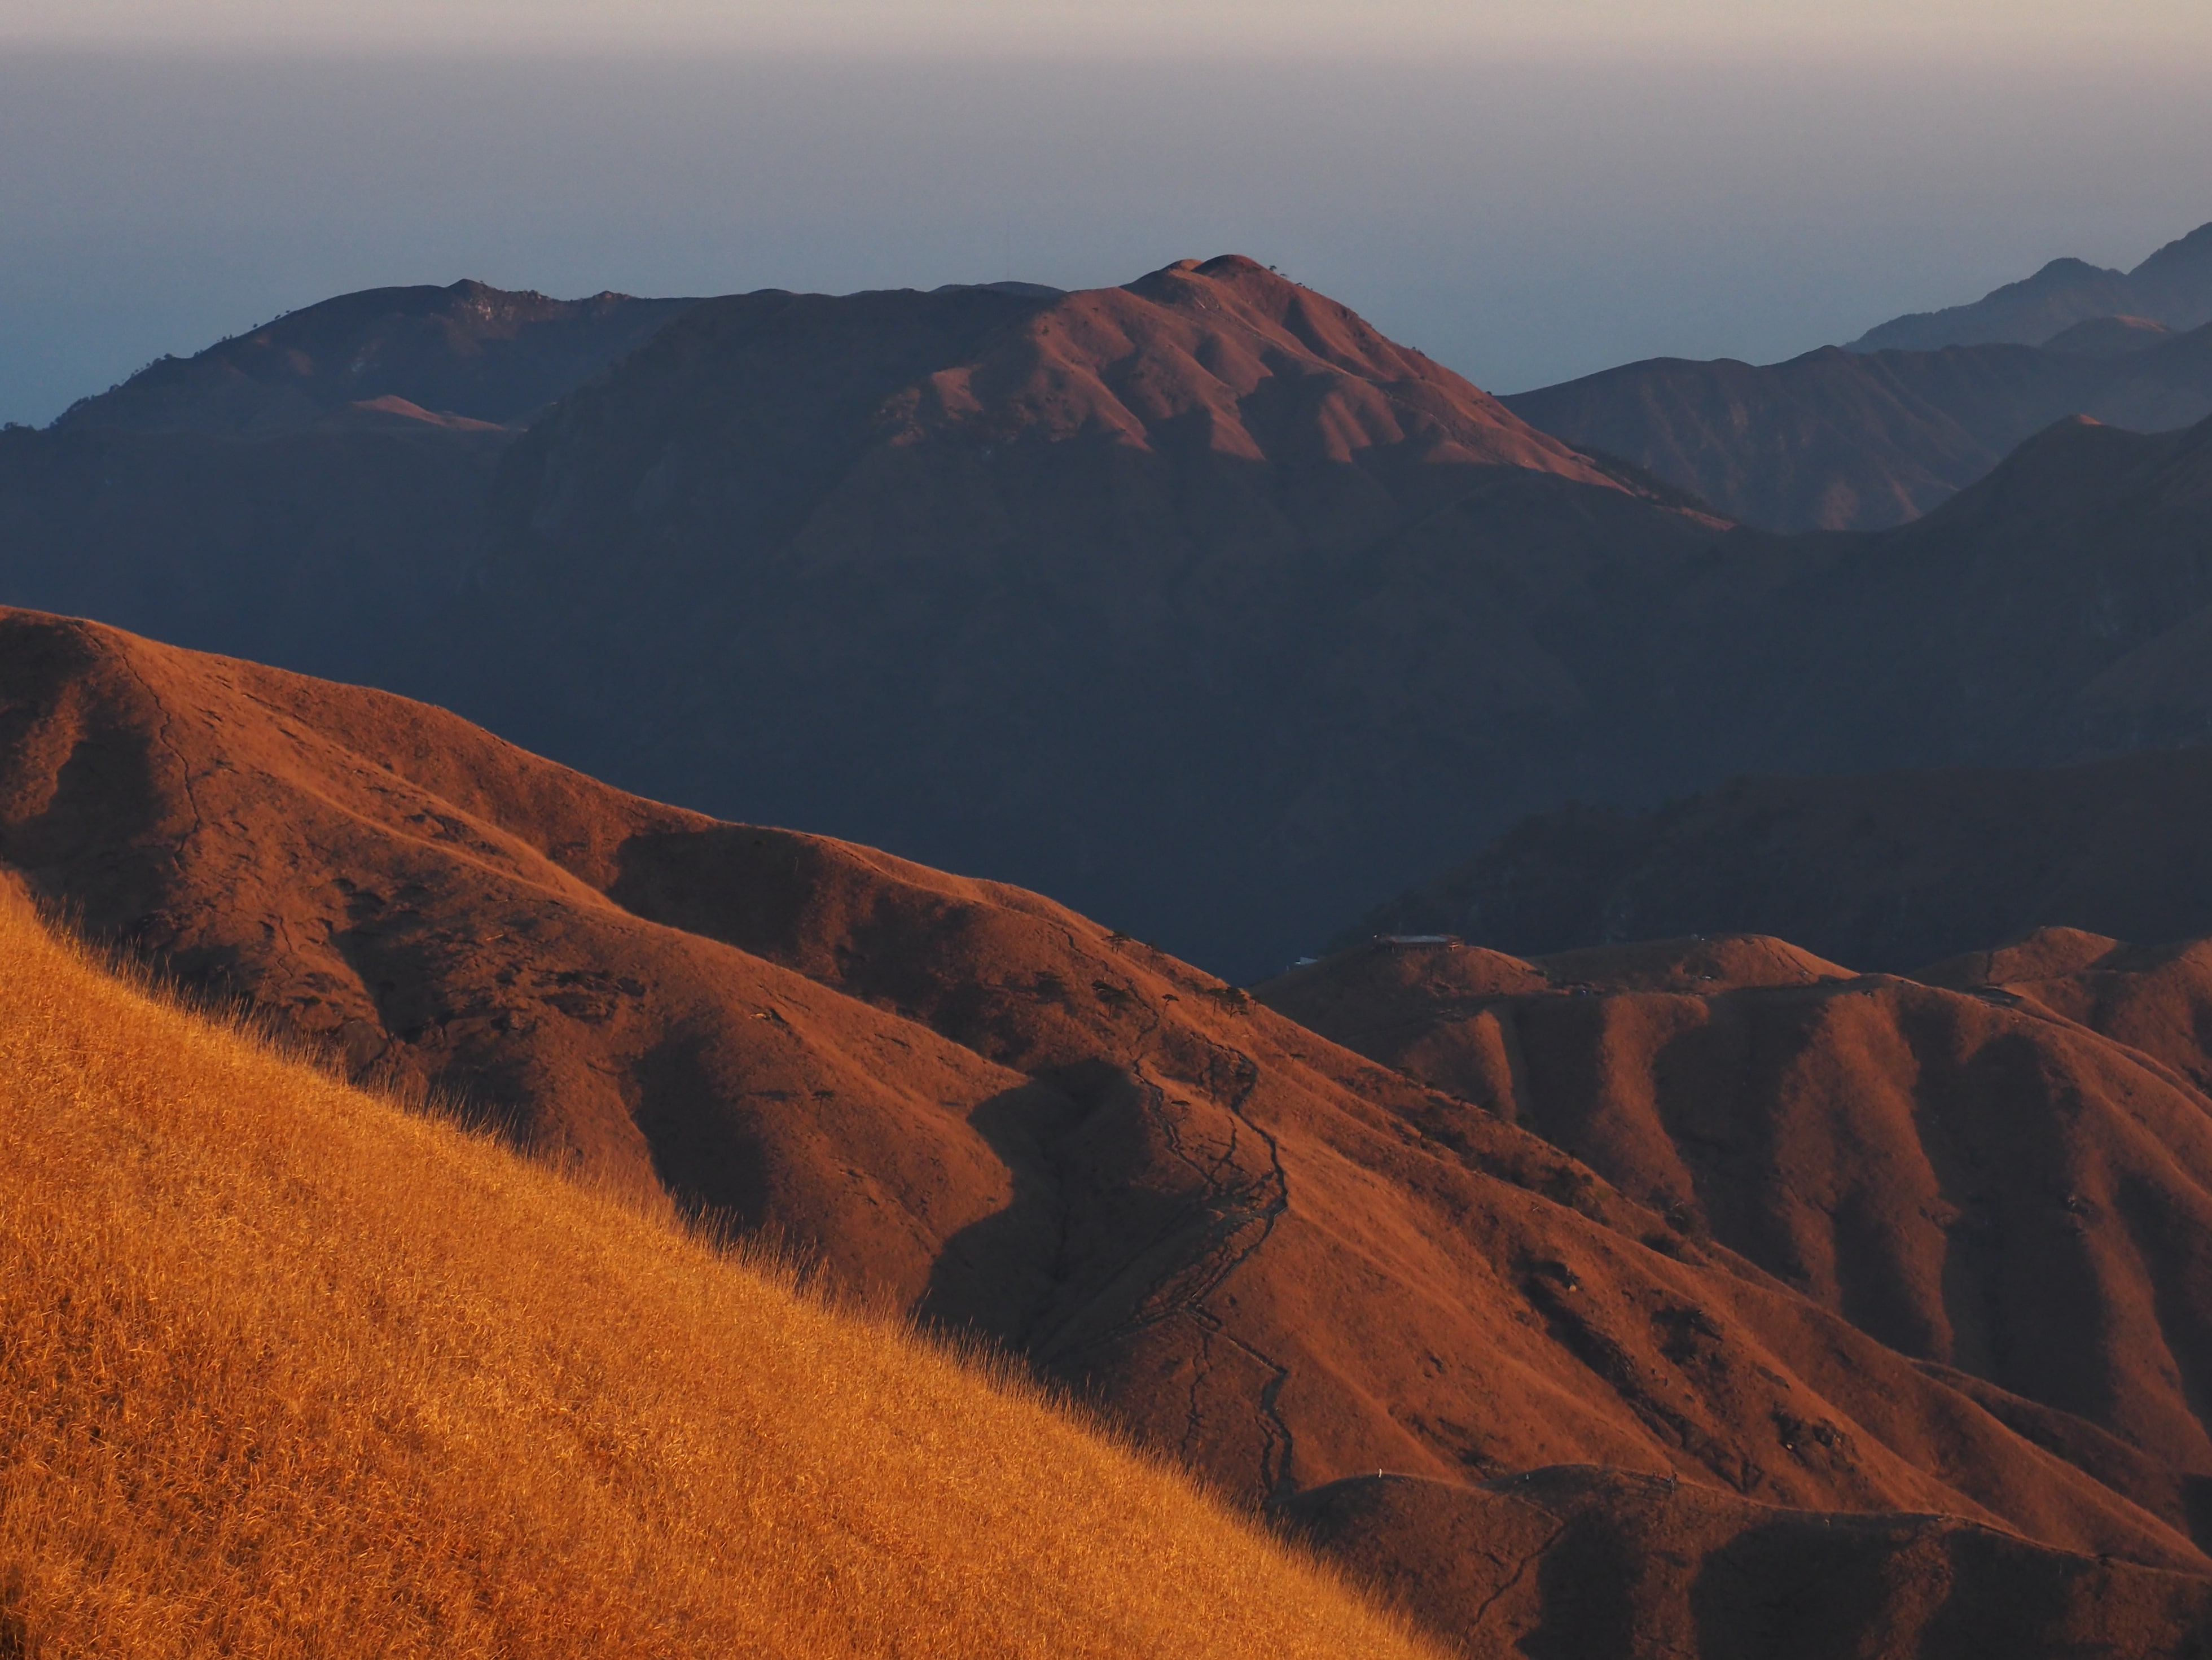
(1258, 923, 2212, 1569)
(1503, 323, 2212, 531)
(12, 262, 2212, 982)
(1847, 222, 2212, 353)
(54, 278, 697, 436)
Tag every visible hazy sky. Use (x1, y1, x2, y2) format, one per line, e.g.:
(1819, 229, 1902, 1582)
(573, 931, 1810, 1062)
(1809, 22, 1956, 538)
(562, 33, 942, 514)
(3, 3, 2210, 424)
(6, 0, 2211, 55)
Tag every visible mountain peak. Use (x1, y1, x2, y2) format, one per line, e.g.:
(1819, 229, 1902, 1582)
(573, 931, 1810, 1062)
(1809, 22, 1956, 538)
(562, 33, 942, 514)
(632, 257, 1632, 484)
(1916, 411, 2153, 527)
(2025, 256, 2126, 286)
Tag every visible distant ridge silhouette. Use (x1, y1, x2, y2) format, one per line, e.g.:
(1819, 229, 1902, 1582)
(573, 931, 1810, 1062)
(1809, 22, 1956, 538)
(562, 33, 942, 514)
(1848, 220, 2212, 352)
(55, 278, 696, 435)
(1505, 321, 2212, 531)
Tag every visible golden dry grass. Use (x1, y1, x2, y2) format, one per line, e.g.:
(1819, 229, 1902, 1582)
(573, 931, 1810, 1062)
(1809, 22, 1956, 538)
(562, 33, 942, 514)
(0, 895, 1439, 1659)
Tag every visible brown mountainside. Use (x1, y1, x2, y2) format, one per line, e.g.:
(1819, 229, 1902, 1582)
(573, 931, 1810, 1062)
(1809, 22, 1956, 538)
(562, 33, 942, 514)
(1919, 928, 2212, 1103)
(1259, 931, 2212, 1569)
(8, 608, 2212, 1653)
(1290, 1467, 2212, 1657)
(0, 893, 1441, 1659)
(1502, 326, 2212, 531)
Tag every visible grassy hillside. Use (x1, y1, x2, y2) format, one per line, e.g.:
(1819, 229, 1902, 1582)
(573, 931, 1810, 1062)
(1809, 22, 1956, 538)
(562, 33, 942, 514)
(0, 894, 1434, 1659)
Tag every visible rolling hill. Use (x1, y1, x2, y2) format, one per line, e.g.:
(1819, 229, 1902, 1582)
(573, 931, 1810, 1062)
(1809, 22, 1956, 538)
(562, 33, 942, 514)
(12, 609, 2212, 1653)
(0, 884, 1434, 1659)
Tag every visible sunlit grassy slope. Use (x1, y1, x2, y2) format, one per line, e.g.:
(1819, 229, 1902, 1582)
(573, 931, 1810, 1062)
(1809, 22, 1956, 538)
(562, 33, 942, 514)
(0, 895, 1436, 1659)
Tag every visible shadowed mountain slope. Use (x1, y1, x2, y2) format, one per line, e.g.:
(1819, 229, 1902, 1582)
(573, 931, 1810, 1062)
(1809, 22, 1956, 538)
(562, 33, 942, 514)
(1850, 222, 2212, 353)
(1259, 930, 2212, 1562)
(2047, 314, 2178, 357)
(1288, 1467, 2212, 1658)
(12, 268, 2212, 984)
(1311, 413, 2212, 961)
(0, 257, 1732, 978)
(1346, 748, 2212, 974)
(0, 422, 500, 694)
(440, 253, 1728, 976)
(1613, 413, 2212, 787)
(8, 608, 2212, 1643)
(55, 279, 697, 435)
(0, 279, 695, 697)
(0, 891, 1437, 1660)
(1502, 325, 2212, 530)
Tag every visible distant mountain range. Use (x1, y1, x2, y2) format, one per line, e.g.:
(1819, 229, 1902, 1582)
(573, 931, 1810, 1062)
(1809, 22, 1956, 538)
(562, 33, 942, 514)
(1503, 322, 2212, 531)
(0, 259, 1733, 976)
(1849, 221, 2212, 352)
(10, 253, 2212, 982)
(1497, 218, 2212, 532)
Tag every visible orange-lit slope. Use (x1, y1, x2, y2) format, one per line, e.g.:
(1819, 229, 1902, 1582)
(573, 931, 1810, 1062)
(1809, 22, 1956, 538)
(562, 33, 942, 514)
(1262, 932, 2212, 1557)
(3, 607, 2204, 1602)
(905, 255, 1623, 479)
(0, 892, 1436, 1660)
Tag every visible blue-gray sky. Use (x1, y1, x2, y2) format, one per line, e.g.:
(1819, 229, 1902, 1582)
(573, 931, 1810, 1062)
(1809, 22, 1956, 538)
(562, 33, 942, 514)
(3, 4, 2210, 424)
